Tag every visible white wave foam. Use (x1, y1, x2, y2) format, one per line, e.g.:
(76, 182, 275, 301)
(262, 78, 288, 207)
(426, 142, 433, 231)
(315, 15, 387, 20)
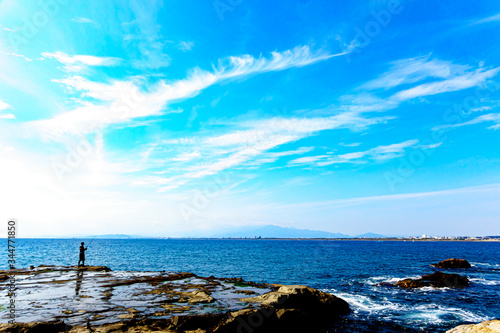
(405, 304, 491, 324)
(417, 286, 451, 292)
(325, 289, 492, 324)
(364, 275, 421, 286)
(469, 277, 500, 286)
(327, 290, 404, 314)
(471, 262, 500, 269)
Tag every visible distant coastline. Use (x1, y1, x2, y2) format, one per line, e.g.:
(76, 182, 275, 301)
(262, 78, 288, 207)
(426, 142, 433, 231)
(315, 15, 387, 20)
(10, 224, 500, 241)
(6, 237, 499, 242)
(157, 237, 500, 242)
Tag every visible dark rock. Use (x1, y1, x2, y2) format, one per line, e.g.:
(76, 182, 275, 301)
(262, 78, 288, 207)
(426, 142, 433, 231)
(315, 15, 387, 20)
(216, 276, 269, 288)
(214, 308, 278, 333)
(272, 285, 350, 316)
(396, 272, 469, 289)
(0, 265, 113, 278)
(214, 285, 351, 332)
(169, 313, 226, 331)
(275, 308, 310, 332)
(431, 258, 472, 269)
(75, 265, 112, 272)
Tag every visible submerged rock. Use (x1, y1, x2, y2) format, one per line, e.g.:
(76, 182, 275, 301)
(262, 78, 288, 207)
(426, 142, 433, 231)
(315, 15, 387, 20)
(0, 266, 349, 333)
(396, 271, 469, 289)
(446, 319, 500, 332)
(432, 258, 472, 269)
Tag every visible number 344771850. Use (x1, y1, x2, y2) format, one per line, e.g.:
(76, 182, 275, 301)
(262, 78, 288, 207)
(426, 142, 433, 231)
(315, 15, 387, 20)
(8, 220, 16, 268)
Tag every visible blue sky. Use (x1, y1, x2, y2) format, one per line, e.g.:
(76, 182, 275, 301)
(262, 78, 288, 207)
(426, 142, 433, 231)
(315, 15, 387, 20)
(1, 0, 500, 237)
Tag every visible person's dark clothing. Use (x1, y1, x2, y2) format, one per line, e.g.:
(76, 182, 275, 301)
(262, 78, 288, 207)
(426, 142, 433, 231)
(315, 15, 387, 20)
(78, 245, 87, 266)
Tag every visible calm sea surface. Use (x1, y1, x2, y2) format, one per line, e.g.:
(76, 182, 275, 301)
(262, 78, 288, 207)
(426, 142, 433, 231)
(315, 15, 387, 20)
(6, 239, 500, 332)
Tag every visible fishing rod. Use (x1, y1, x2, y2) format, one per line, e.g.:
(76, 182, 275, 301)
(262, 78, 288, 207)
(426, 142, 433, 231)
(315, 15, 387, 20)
(86, 235, 97, 249)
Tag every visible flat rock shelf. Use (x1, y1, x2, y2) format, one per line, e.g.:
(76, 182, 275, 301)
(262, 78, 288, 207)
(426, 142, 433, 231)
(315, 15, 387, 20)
(0, 265, 350, 333)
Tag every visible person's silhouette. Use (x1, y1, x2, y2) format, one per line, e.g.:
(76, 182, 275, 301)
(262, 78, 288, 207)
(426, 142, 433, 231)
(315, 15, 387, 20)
(78, 242, 87, 267)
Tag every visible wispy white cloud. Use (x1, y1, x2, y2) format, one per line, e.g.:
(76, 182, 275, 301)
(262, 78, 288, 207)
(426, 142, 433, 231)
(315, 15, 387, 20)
(290, 140, 419, 167)
(434, 113, 500, 131)
(289, 154, 328, 166)
(0, 98, 14, 118)
(136, 113, 389, 190)
(28, 52, 498, 194)
(392, 67, 500, 101)
(30, 46, 345, 139)
(0, 99, 12, 111)
(276, 183, 500, 211)
(419, 142, 442, 149)
(171, 151, 202, 162)
(471, 106, 492, 112)
(122, 0, 170, 69)
(343, 57, 500, 114)
(27, 50, 498, 194)
(9, 52, 32, 61)
(361, 55, 468, 90)
(215, 45, 341, 78)
(0, 50, 32, 62)
(42, 51, 121, 72)
(340, 142, 361, 147)
(168, 113, 386, 149)
(71, 17, 97, 24)
(246, 147, 315, 166)
(178, 41, 194, 52)
(365, 140, 420, 160)
(268, 146, 315, 158)
(472, 13, 500, 25)
(26, 45, 353, 191)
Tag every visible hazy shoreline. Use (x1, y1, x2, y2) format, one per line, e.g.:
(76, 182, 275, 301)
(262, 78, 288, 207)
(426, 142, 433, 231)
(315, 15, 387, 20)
(5, 237, 499, 242)
(170, 238, 500, 242)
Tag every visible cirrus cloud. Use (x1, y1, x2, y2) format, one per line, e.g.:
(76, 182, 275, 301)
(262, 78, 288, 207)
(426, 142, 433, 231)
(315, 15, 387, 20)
(42, 51, 122, 72)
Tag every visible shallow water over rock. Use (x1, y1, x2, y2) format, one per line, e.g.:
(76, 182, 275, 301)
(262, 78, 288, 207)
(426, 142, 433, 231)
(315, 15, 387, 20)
(0, 265, 272, 326)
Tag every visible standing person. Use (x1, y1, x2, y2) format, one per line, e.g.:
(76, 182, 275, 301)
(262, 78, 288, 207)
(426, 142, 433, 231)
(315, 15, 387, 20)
(78, 242, 87, 267)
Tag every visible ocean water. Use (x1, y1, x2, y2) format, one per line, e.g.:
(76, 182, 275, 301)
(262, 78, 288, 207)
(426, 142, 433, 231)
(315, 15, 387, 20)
(6, 239, 500, 332)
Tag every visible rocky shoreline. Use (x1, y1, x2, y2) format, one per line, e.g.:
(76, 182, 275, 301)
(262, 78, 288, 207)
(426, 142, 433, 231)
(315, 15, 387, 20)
(0, 260, 497, 332)
(0, 265, 349, 332)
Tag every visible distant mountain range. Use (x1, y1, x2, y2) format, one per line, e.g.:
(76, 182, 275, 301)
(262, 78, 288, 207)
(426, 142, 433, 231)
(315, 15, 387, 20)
(54, 227, 386, 239)
(355, 232, 387, 238)
(210, 225, 385, 239)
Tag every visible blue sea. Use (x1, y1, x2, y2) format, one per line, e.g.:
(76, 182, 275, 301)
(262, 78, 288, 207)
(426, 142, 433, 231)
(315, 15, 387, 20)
(7, 239, 500, 332)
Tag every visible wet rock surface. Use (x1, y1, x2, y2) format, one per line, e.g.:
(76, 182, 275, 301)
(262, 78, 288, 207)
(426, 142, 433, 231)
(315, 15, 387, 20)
(432, 259, 472, 269)
(0, 266, 349, 332)
(396, 271, 469, 289)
